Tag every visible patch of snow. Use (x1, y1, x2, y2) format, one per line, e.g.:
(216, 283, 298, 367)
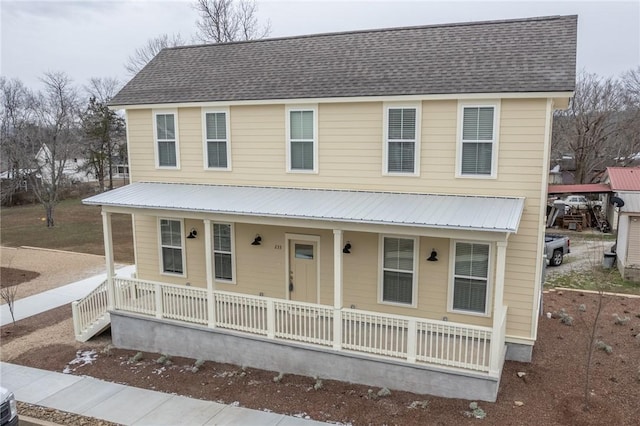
(230, 401, 240, 407)
(62, 350, 97, 373)
(293, 412, 310, 419)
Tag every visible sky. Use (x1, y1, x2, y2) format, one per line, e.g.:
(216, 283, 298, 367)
(1, 0, 639, 94)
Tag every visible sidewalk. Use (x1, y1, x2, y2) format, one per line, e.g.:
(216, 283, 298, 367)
(0, 362, 325, 425)
(0, 266, 327, 425)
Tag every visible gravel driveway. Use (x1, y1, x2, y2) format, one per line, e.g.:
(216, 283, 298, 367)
(544, 233, 617, 280)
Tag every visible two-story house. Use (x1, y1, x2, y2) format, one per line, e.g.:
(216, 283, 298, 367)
(75, 15, 577, 401)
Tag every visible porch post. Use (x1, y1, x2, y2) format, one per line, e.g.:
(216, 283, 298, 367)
(489, 240, 508, 375)
(333, 229, 343, 350)
(204, 219, 216, 328)
(101, 211, 115, 310)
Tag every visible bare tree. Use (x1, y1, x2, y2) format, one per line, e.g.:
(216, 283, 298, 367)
(1, 78, 34, 205)
(622, 66, 640, 107)
(0, 284, 18, 325)
(552, 72, 624, 183)
(618, 66, 640, 163)
(81, 77, 126, 191)
(194, 0, 270, 43)
(125, 33, 187, 76)
(29, 72, 80, 227)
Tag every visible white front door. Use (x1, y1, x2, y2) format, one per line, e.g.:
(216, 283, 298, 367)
(289, 239, 318, 303)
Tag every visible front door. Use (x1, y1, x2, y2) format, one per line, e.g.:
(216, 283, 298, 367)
(289, 240, 318, 303)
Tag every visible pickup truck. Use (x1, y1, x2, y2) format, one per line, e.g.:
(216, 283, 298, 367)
(545, 233, 570, 266)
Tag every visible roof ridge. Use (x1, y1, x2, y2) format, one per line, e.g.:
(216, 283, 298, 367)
(164, 14, 576, 52)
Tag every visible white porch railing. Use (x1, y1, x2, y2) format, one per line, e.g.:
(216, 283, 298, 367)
(77, 277, 502, 373)
(72, 279, 109, 340)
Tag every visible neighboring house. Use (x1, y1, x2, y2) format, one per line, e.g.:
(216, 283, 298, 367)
(34, 144, 96, 184)
(603, 167, 640, 282)
(75, 15, 577, 401)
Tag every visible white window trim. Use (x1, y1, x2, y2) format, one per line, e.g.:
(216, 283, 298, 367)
(377, 234, 419, 308)
(202, 107, 232, 171)
(447, 240, 493, 317)
(157, 217, 186, 277)
(213, 222, 236, 284)
(153, 109, 180, 169)
(285, 105, 318, 174)
(382, 103, 421, 176)
(455, 100, 500, 179)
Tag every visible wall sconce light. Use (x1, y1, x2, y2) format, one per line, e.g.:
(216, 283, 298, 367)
(343, 242, 352, 254)
(187, 228, 198, 239)
(427, 249, 438, 262)
(251, 235, 262, 246)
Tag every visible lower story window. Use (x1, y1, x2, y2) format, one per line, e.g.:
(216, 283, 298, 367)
(453, 242, 490, 313)
(382, 237, 415, 305)
(160, 219, 183, 274)
(214, 223, 233, 281)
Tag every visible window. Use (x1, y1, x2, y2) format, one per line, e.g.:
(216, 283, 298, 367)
(385, 107, 418, 174)
(381, 236, 416, 305)
(459, 105, 497, 176)
(213, 223, 234, 282)
(155, 112, 178, 168)
(160, 219, 184, 275)
(287, 108, 316, 172)
(204, 110, 230, 169)
(452, 242, 490, 314)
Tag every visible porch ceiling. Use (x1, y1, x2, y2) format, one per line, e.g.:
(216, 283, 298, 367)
(83, 182, 525, 233)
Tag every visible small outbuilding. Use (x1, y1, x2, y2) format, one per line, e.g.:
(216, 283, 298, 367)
(603, 167, 640, 282)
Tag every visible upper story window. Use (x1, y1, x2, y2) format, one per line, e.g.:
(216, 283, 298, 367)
(213, 223, 235, 283)
(204, 110, 230, 170)
(384, 105, 420, 175)
(451, 241, 490, 315)
(154, 111, 179, 168)
(287, 107, 317, 173)
(159, 218, 185, 276)
(458, 103, 498, 178)
(380, 236, 418, 306)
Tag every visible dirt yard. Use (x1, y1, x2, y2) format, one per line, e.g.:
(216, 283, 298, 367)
(2, 248, 640, 425)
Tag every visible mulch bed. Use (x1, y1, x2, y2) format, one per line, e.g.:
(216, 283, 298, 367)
(3, 290, 640, 425)
(0, 267, 40, 288)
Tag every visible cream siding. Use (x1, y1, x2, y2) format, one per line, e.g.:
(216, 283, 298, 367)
(125, 97, 551, 341)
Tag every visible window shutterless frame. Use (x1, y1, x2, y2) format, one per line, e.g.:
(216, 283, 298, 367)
(202, 108, 231, 171)
(158, 218, 186, 277)
(455, 101, 499, 179)
(286, 105, 318, 173)
(153, 109, 180, 169)
(212, 222, 236, 284)
(382, 103, 421, 176)
(378, 234, 418, 308)
(448, 240, 492, 316)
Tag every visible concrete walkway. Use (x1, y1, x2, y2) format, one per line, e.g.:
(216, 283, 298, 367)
(0, 362, 324, 425)
(0, 267, 326, 425)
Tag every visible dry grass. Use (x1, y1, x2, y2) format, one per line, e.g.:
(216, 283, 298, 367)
(0, 198, 134, 263)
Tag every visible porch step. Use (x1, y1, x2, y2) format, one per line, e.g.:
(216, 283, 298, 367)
(75, 313, 111, 342)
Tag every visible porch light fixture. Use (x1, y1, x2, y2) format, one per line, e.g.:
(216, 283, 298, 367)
(187, 228, 198, 239)
(251, 235, 262, 246)
(342, 242, 352, 254)
(427, 249, 438, 262)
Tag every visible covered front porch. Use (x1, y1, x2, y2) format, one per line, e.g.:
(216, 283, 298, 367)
(78, 182, 525, 400)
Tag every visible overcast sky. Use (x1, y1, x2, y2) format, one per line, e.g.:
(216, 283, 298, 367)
(1, 0, 638, 94)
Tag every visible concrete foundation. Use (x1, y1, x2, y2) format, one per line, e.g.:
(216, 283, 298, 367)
(111, 312, 502, 401)
(505, 342, 534, 362)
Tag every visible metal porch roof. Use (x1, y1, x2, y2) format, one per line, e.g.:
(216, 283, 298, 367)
(83, 182, 525, 233)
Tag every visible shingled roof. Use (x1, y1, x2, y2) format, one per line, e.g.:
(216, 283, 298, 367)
(111, 15, 577, 106)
